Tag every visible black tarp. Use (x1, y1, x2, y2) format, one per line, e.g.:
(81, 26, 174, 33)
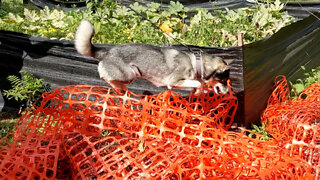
(1, 6, 320, 126)
(243, 12, 320, 125)
(0, 31, 243, 116)
(283, 2, 320, 20)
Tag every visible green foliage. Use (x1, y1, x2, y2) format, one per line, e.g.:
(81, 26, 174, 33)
(290, 66, 320, 97)
(0, 111, 19, 141)
(101, 129, 110, 137)
(0, 0, 294, 47)
(0, 121, 15, 140)
(3, 71, 46, 107)
(248, 123, 271, 141)
(0, 0, 38, 17)
(1, 5, 74, 40)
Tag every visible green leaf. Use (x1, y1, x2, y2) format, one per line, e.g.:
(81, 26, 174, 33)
(270, 0, 284, 12)
(24, 8, 40, 22)
(52, 21, 65, 28)
(225, 9, 239, 22)
(147, 2, 160, 12)
(130, 2, 146, 13)
(94, 22, 101, 34)
(150, 16, 160, 23)
(293, 83, 305, 95)
(252, 124, 259, 131)
(161, 11, 171, 17)
(169, 1, 185, 14)
(39, 6, 52, 20)
(39, 7, 64, 21)
(8, 13, 24, 23)
(115, 6, 128, 17)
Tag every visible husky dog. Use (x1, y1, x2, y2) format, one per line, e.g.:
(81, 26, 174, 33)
(75, 20, 232, 94)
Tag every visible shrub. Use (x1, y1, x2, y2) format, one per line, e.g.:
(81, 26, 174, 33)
(0, 0, 294, 47)
(3, 71, 48, 108)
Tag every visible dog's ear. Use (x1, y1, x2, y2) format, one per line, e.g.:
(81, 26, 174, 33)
(223, 59, 235, 66)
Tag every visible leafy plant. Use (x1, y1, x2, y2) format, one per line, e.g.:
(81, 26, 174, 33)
(3, 71, 48, 108)
(248, 123, 271, 141)
(0, 111, 17, 141)
(0, 120, 15, 140)
(0, 0, 38, 18)
(0, 0, 294, 47)
(290, 66, 320, 97)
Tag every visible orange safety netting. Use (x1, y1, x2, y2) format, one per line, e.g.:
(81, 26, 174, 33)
(262, 75, 320, 179)
(262, 75, 320, 143)
(0, 79, 318, 179)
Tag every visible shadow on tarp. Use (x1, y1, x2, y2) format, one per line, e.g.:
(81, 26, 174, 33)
(1, 12, 320, 126)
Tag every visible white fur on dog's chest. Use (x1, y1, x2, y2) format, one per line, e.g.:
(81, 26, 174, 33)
(97, 62, 107, 79)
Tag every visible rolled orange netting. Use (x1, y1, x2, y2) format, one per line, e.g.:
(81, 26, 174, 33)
(262, 75, 320, 179)
(262, 76, 320, 143)
(0, 79, 316, 179)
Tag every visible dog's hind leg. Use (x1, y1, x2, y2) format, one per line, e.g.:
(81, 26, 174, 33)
(106, 79, 128, 91)
(98, 60, 136, 92)
(101, 76, 128, 92)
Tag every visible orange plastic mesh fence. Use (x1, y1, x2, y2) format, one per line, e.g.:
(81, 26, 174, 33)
(39, 81, 238, 143)
(262, 75, 320, 179)
(0, 134, 61, 179)
(0, 79, 318, 179)
(61, 131, 314, 179)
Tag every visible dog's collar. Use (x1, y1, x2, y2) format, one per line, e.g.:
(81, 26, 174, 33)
(194, 51, 203, 79)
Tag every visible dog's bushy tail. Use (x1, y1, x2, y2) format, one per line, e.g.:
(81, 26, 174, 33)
(75, 20, 95, 57)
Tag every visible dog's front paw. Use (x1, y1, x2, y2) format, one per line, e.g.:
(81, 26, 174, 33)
(169, 80, 201, 89)
(213, 82, 229, 94)
(193, 87, 202, 96)
(177, 80, 201, 88)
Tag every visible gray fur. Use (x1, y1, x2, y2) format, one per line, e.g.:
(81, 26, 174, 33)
(96, 44, 197, 88)
(75, 20, 232, 93)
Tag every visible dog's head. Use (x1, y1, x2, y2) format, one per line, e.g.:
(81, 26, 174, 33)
(201, 54, 233, 84)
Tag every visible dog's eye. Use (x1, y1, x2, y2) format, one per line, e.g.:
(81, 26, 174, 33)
(216, 69, 230, 80)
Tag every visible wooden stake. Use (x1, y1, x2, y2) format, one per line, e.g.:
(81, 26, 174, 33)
(237, 32, 244, 46)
